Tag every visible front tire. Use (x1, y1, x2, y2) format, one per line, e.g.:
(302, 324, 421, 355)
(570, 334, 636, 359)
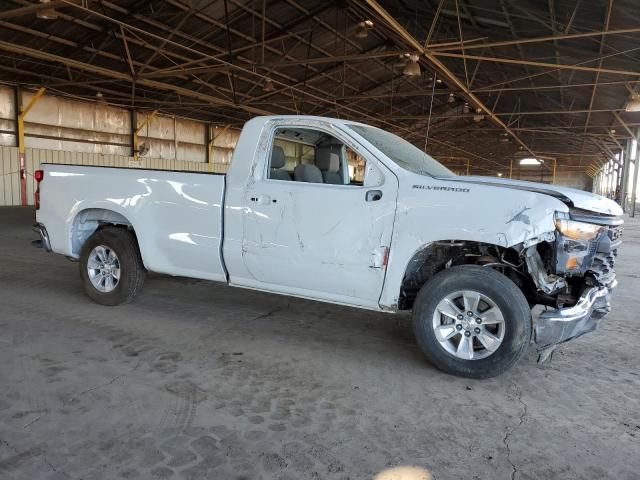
(79, 227, 146, 306)
(412, 265, 531, 378)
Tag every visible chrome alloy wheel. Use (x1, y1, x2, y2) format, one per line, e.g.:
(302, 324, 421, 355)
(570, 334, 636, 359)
(432, 290, 506, 360)
(87, 245, 121, 293)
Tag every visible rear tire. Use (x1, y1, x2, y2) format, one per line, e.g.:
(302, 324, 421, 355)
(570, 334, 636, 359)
(412, 265, 531, 378)
(79, 227, 146, 306)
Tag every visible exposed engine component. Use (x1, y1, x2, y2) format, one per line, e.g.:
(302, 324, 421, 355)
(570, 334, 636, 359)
(524, 246, 567, 294)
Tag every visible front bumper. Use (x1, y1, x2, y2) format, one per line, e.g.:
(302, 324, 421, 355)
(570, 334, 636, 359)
(535, 280, 616, 349)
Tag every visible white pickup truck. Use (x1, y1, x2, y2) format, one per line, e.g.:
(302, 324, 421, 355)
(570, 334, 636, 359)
(34, 115, 623, 378)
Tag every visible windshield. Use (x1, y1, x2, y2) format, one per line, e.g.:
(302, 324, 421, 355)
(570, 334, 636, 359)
(348, 124, 455, 178)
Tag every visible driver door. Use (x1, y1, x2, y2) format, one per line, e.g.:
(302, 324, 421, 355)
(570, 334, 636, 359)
(236, 123, 398, 309)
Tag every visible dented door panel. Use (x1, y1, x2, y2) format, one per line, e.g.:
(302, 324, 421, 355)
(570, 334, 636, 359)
(227, 117, 398, 308)
(239, 180, 397, 307)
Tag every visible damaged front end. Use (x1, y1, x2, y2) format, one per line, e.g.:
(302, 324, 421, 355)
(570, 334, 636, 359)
(524, 209, 623, 360)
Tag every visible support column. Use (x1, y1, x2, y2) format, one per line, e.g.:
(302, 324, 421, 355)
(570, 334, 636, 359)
(616, 151, 623, 207)
(173, 116, 178, 161)
(132, 109, 157, 161)
(621, 140, 632, 210)
(631, 129, 640, 217)
(209, 125, 230, 167)
(205, 124, 211, 164)
(12, 86, 19, 143)
(130, 109, 137, 158)
(17, 87, 45, 206)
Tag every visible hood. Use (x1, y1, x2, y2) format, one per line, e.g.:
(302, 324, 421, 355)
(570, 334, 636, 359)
(442, 176, 623, 217)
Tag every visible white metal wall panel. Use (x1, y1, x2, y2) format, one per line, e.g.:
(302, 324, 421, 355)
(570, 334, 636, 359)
(0, 146, 20, 206)
(0, 147, 230, 206)
(137, 113, 207, 162)
(0, 86, 16, 147)
(517, 171, 591, 190)
(177, 117, 206, 162)
(10, 147, 19, 207)
(1, 88, 242, 162)
(210, 126, 239, 165)
(1, 147, 14, 206)
(22, 91, 131, 156)
(139, 114, 175, 160)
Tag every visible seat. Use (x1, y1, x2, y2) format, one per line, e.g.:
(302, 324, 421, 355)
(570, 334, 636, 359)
(269, 146, 291, 181)
(294, 164, 324, 183)
(316, 149, 343, 184)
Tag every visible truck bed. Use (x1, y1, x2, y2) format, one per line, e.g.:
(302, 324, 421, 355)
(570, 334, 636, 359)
(39, 162, 226, 176)
(37, 163, 227, 282)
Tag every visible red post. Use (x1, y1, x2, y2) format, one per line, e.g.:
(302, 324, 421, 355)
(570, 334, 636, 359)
(19, 151, 27, 206)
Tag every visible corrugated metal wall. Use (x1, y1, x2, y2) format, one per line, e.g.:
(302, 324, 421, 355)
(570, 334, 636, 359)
(0, 87, 16, 148)
(0, 146, 229, 207)
(517, 171, 591, 190)
(0, 86, 240, 207)
(0, 146, 20, 206)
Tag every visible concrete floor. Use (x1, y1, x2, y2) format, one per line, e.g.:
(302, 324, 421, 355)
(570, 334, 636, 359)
(1, 206, 639, 480)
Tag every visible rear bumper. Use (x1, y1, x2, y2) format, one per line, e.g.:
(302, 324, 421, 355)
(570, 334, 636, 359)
(535, 281, 616, 349)
(32, 222, 52, 252)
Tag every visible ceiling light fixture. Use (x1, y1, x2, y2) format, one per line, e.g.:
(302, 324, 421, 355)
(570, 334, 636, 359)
(262, 78, 274, 92)
(519, 157, 542, 165)
(625, 98, 640, 112)
(448, 93, 455, 104)
(497, 172, 503, 177)
(625, 87, 640, 112)
(355, 19, 374, 39)
(36, 0, 58, 20)
(402, 54, 421, 76)
(355, 24, 368, 39)
(462, 103, 470, 114)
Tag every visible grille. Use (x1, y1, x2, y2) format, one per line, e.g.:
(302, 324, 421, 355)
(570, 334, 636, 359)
(587, 226, 621, 288)
(589, 250, 617, 287)
(608, 225, 623, 242)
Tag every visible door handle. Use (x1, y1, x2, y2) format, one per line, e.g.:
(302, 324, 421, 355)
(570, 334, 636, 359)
(249, 194, 276, 205)
(365, 190, 383, 202)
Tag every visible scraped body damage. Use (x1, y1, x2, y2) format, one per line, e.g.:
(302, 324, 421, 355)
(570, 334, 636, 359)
(222, 116, 573, 311)
(378, 178, 567, 309)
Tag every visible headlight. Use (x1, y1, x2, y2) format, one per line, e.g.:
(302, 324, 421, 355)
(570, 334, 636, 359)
(555, 218, 602, 241)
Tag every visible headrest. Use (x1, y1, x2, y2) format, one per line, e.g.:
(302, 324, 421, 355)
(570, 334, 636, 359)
(315, 149, 340, 173)
(271, 146, 285, 169)
(294, 164, 324, 183)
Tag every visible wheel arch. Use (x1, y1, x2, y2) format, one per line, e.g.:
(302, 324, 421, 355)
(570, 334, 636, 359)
(397, 239, 534, 310)
(70, 208, 141, 260)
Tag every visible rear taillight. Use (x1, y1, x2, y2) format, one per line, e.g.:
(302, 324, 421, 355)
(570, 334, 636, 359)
(34, 169, 43, 210)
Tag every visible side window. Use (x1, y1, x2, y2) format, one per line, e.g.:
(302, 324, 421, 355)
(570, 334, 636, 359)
(267, 127, 375, 187)
(346, 147, 366, 186)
